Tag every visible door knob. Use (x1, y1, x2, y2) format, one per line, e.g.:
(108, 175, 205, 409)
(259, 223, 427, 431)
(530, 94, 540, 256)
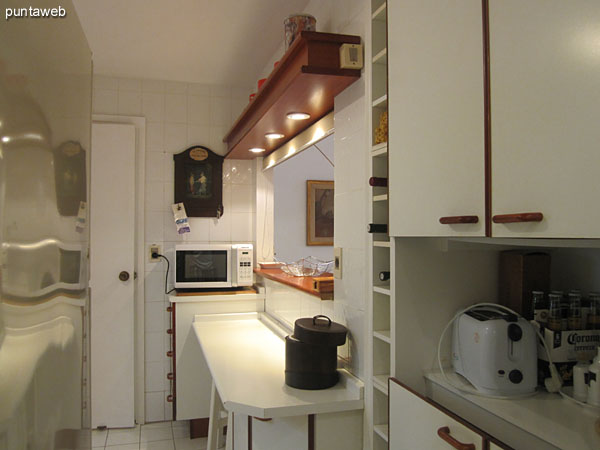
(119, 271, 130, 282)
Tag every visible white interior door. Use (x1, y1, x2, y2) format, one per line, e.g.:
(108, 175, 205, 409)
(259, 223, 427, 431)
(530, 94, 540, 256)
(90, 122, 136, 428)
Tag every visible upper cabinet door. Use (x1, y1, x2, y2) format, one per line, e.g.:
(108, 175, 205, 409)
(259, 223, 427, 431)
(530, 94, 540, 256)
(388, 0, 485, 237)
(490, 0, 600, 237)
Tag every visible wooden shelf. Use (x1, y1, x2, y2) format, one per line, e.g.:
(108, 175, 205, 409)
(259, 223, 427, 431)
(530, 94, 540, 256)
(223, 31, 361, 159)
(372, 2, 387, 21)
(374, 330, 391, 344)
(373, 375, 389, 395)
(371, 142, 388, 156)
(373, 285, 391, 296)
(374, 424, 389, 442)
(372, 48, 387, 65)
(372, 94, 388, 108)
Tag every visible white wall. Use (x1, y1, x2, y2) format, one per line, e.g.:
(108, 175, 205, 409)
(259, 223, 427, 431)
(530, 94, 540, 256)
(92, 75, 254, 422)
(273, 135, 334, 263)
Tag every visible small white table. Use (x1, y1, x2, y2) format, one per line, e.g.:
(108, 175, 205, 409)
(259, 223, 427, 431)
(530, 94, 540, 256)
(193, 312, 364, 450)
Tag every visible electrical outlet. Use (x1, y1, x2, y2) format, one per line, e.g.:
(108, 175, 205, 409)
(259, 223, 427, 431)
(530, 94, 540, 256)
(149, 244, 161, 262)
(334, 247, 342, 279)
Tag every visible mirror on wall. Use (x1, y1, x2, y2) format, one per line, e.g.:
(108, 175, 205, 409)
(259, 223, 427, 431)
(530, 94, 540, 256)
(272, 133, 334, 264)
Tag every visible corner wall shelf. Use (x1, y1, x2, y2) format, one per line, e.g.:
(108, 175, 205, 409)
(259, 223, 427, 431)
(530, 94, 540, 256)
(223, 31, 361, 160)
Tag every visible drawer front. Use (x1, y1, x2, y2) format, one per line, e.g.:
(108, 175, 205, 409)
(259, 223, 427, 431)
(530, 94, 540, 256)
(390, 379, 484, 450)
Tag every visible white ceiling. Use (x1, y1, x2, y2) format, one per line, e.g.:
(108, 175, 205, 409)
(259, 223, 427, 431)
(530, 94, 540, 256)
(73, 0, 310, 86)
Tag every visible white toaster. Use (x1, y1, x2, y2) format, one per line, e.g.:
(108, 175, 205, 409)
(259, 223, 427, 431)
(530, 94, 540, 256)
(452, 307, 537, 396)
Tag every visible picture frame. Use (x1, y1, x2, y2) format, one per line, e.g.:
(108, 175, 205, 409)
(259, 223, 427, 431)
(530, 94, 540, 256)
(173, 146, 224, 217)
(306, 180, 334, 246)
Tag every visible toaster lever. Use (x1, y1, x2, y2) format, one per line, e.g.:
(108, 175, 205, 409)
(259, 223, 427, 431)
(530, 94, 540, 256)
(508, 323, 523, 342)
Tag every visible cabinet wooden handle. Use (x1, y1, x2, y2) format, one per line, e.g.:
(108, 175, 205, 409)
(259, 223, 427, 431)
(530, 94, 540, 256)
(437, 427, 475, 450)
(166, 306, 173, 312)
(166, 351, 173, 357)
(167, 373, 174, 380)
(439, 215, 479, 224)
(167, 328, 173, 335)
(492, 212, 543, 224)
(166, 395, 174, 403)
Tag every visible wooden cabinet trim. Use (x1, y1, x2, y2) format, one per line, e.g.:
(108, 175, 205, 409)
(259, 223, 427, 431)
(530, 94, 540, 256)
(482, 0, 492, 237)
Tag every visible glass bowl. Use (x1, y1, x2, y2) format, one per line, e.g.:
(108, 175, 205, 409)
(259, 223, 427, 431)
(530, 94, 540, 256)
(279, 257, 333, 277)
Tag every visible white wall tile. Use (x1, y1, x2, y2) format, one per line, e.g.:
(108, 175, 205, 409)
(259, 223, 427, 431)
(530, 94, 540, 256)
(142, 93, 165, 122)
(94, 75, 119, 91)
(93, 89, 118, 114)
(208, 215, 232, 242)
(144, 268, 165, 302)
(144, 332, 164, 362)
(118, 91, 142, 115)
(222, 184, 232, 213)
(187, 83, 210, 96)
(163, 153, 175, 184)
(231, 184, 254, 212)
(146, 182, 164, 212)
(210, 85, 230, 98)
(146, 152, 164, 182)
(227, 160, 253, 184)
(118, 77, 142, 92)
(187, 96, 210, 125)
(163, 182, 175, 211)
(208, 125, 228, 155)
(164, 400, 173, 422)
(165, 94, 187, 124)
(164, 123, 187, 153)
(146, 123, 164, 153)
(145, 211, 165, 242)
(230, 212, 253, 242)
(209, 97, 231, 126)
(145, 361, 164, 392)
(165, 81, 187, 94)
(163, 212, 182, 242)
(187, 124, 210, 147)
(145, 300, 165, 333)
(145, 392, 165, 422)
(142, 79, 165, 93)
(334, 189, 365, 250)
(186, 218, 211, 241)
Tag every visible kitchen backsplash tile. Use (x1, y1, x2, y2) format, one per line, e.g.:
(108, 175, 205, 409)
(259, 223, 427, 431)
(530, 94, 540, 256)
(93, 89, 118, 114)
(144, 392, 165, 422)
(187, 96, 210, 125)
(144, 332, 164, 363)
(146, 122, 164, 152)
(164, 123, 187, 153)
(164, 94, 187, 124)
(118, 77, 142, 92)
(142, 92, 165, 122)
(142, 79, 166, 93)
(117, 91, 142, 115)
(164, 81, 187, 94)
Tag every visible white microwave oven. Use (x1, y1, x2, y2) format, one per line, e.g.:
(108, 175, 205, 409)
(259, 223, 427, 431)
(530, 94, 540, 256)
(174, 244, 253, 289)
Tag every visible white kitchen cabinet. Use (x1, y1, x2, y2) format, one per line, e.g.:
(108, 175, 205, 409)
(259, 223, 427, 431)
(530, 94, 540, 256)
(489, 0, 600, 238)
(388, 0, 600, 238)
(170, 293, 264, 421)
(388, 0, 485, 237)
(389, 378, 485, 450)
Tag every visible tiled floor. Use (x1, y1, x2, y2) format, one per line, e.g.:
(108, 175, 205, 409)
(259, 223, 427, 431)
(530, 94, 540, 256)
(92, 420, 209, 450)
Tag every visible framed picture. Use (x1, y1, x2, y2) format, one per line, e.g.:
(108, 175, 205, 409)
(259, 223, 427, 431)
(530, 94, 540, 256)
(307, 180, 334, 246)
(173, 146, 224, 217)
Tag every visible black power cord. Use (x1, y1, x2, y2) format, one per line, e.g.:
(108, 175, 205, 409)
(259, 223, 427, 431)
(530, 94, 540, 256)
(153, 252, 176, 295)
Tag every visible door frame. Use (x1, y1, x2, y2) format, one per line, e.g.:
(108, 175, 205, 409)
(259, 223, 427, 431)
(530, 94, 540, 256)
(92, 114, 146, 424)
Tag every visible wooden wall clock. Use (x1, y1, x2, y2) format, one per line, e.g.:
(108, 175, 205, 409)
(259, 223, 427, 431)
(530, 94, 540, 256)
(173, 146, 224, 218)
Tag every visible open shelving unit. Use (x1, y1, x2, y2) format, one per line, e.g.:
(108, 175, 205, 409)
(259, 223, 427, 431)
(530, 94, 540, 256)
(368, 1, 392, 449)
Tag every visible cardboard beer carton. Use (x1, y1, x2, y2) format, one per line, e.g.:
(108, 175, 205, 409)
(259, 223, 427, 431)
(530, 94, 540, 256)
(537, 323, 600, 386)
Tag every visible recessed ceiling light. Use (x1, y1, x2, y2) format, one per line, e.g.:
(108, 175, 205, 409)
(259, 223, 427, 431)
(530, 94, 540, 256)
(286, 112, 311, 120)
(265, 133, 285, 139)
(249, 147, 265, 153)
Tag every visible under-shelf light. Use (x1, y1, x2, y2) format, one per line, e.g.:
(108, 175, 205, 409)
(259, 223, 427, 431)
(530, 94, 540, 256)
(249, 147, 265, 153)
(286, 112, 310, 120)
(265, 132, 285, 139)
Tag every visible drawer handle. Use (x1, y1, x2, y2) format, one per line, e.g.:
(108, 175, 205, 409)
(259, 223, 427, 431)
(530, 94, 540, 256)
(439, 215, 479, 225)
(167, 329, 173, 335)
(437, 426, 475, 450)
(166, 351, 173, 358)
(166, 306, 173, 312)
(167, 373, 174, 380)
(492, 212, 543, 224)
(253, 417, 272, 422)
(166, 395, 174, 403)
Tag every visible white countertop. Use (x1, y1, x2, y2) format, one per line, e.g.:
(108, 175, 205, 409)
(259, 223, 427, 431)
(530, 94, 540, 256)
(192, 312, 364, 419)
(425, 371, 600, 450)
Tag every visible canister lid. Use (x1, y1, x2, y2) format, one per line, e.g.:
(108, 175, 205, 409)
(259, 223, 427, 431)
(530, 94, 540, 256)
(293, 315, 347, 346)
